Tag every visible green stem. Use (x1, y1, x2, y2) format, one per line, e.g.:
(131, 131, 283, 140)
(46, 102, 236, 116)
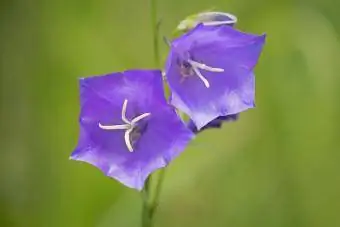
(141, 177, 152, 227)
(149, 169, 166, 214)
(150, 0, 160, 68)
(141, 171, 166, 227)
(141, 1, 166, 227)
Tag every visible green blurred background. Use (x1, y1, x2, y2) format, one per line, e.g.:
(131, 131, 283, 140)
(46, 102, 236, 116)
(1, 0, 340, 226)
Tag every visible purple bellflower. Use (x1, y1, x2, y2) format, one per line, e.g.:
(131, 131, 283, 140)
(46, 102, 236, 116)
(188, 114, 239, 134)
(71, 70, 194, 190)
(165, 24, 265, 130)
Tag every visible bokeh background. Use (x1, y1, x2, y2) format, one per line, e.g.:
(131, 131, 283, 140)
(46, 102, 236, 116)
(1, 0, 340, 226)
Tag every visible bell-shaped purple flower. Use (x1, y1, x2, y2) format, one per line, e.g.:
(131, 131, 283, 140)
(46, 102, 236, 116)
(71, 70, 194, 190)
(165, 24, 265, 130)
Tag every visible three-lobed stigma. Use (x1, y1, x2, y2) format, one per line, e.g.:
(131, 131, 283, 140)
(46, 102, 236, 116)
(179, 58, 224, 88)
(98, 99, 151, 152)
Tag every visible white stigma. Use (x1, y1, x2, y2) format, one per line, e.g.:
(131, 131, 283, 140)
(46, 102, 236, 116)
(98, 99, 151, 152)
(187, 59, 224, 88)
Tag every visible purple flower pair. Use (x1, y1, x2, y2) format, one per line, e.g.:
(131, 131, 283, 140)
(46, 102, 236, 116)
(71, 19, 265, 190)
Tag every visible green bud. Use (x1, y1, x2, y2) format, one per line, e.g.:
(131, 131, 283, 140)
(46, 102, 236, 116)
(173, 11, 237, 38)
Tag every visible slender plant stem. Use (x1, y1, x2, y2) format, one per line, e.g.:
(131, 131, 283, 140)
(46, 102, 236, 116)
(141, 170, 167, 227)
(141, 1, 168, 227)
(141, 177, 152, 227)
(149, 169, 166, 216)
(150, 0, 160, 68)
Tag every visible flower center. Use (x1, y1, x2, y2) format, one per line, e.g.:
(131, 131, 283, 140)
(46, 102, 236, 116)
(179, 58, 224, 88)
(98, 99, 151, 152)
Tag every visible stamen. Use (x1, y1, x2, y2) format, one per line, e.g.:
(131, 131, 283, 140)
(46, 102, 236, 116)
(124, 128, 134, 152)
